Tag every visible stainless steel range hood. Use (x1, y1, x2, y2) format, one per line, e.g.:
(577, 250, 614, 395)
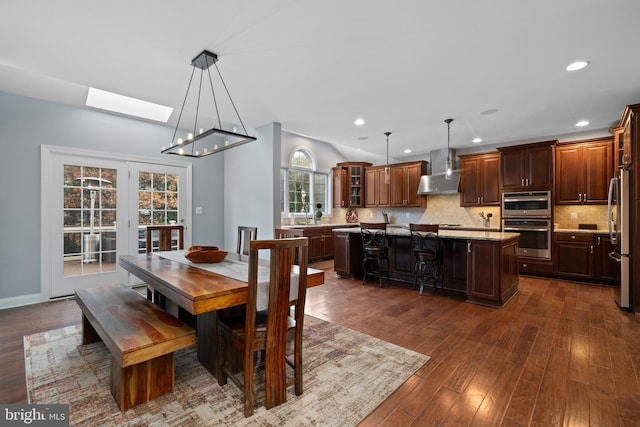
(417, 148, 461, 194)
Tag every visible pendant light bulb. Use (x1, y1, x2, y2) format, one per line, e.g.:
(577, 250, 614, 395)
(384, 132, 391, 184)
(444, 119, 453, 179)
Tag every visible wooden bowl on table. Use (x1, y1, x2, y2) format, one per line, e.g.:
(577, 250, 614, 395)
(185, 246, 228, 263)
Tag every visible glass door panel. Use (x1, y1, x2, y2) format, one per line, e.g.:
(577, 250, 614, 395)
(62, 164, 118, 276)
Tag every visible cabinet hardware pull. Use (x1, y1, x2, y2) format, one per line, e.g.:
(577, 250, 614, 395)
(590, 245, 594, 254)
(467, 242, 472, 253)
(597, 236, 601, 245)
(571, 235, 576, 239)
(584, 193, 587, 202)
(521, 178, 525, 186)
(526, 178, 529, 186)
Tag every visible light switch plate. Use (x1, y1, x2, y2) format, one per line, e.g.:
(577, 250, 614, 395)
(195, 207, 203, 215)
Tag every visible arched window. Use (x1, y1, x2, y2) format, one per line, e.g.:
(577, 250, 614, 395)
(281, 148, 328, 219)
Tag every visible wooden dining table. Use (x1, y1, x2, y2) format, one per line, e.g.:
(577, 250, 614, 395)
(118, 252, 325, 377)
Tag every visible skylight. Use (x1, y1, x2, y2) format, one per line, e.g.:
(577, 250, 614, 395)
(86, 88, 173, 122)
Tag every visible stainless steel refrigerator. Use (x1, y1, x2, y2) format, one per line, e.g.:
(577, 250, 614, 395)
(608, 169, 631, 309)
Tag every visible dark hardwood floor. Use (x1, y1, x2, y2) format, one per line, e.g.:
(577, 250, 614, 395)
(2, 265, 640, 426)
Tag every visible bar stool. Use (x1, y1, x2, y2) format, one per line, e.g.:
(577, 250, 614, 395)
(360, 222, 389, 287)
(409, 224, 444, 295)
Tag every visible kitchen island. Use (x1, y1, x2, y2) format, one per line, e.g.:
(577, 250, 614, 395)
(333, 226, 520, 307)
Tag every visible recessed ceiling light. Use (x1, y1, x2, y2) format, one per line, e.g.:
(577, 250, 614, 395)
(357, 136, 368, 140)
(354, 118, 365, 126)
(404, 149, 412, 154)
(472, 137, 482, 143)
(576, 120, 590, 127)
(480, 108, 498, 115)
(86, 87, 173, 122)
(566, 61, 590, 71)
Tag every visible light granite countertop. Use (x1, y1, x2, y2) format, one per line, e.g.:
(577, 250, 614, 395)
(554, 228, 610, 234)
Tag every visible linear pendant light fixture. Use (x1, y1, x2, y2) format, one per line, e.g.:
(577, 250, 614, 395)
(384, 131, 391, 184)
(444, 118, 453, 180)
(162, 50, 256, 158)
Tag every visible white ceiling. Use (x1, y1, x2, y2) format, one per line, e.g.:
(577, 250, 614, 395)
(2, 0, 640, 164)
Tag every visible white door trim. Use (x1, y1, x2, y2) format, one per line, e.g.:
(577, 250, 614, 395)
(40, 145, 193, 301)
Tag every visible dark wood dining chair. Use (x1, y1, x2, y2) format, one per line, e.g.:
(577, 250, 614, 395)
(216, 237, 309, 417)
(237, 226, 257, 256)
(145, 225, 184, 253)
(360, 222, 389, 287)
(409, 223, 444, 295)
(144, 225, 184, 308)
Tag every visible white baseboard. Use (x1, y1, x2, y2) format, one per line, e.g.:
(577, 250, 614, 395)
(0, 293, 42, 310)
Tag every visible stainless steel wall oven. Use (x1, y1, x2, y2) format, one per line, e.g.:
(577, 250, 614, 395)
(502, 191, 552, 218)
(502, 218, 552, 260)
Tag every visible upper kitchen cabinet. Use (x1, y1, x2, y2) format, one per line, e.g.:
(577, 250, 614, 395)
(364, 166, 390, 207)
(616, 103, 639, 170)
(332, 162, 371, 208)
(459, 152, 501, 206)
(498, 141, 555, 191)
(555, 137, 613, 205)
(390, 161, 428, 207)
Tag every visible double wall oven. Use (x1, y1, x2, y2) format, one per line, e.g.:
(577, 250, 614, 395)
(502, 191, 552, 260)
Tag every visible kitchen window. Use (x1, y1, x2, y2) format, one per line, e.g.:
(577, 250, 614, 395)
(281, 149, 328, 216)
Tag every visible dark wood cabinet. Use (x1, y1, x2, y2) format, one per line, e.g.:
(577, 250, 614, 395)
(332, 162, 370, 208)
(390, 161, 427, 207)
(333, 231, 363, 278)
(459, 152, 501, 206)
(555, 138, 613, 205)
(518, 258, 554, 276)
(554, 233, 595, 279)
(364, 166, 390, 207)
(466, 237, 518, 307)
(499, 141, 554, 191)
(467, 240, 499, 302)
(442, 238, 468, 292)
(332, 166, 348, 208)
(388, 234, 414, 283)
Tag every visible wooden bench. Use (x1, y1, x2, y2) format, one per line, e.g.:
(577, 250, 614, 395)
(74, 285, 196, 411)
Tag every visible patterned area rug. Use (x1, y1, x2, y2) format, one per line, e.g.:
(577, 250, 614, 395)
(24, 316, 429, 426)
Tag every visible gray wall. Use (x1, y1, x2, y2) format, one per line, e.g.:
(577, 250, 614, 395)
(0, 91, 225, 301)
(223, 123, 280, 250)
(281, 131, 346, 174)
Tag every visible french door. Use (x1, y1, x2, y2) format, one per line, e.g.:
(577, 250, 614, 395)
(127, 163, 189, 286)
(41, 146, 190, 299)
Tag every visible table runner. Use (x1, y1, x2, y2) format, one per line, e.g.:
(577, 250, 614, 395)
(154, 250, 298, 310)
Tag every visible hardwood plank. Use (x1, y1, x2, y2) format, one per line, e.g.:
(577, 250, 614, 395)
(2, 263, 638, 426)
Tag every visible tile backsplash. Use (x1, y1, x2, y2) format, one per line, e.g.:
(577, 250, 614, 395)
(323, 194, 501, 229)
(554, 205, 609, 230)
(304, 196, 610, 231)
